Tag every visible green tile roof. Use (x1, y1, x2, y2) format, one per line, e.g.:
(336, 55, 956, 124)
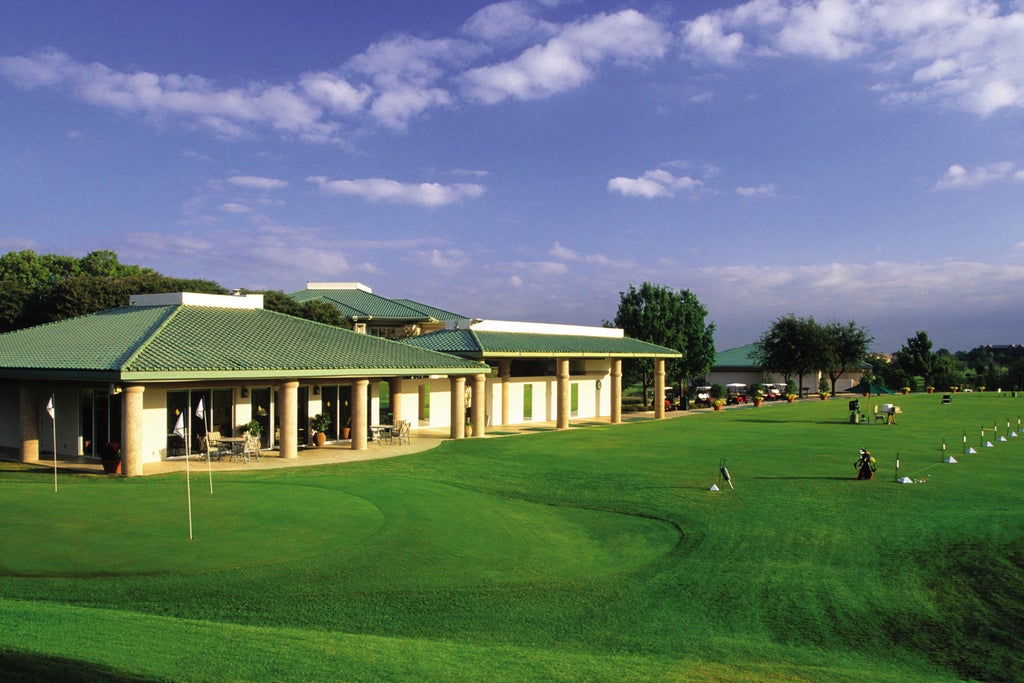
(713, 344, 761, 368)
(0, 304, 488, 382)
(291, 288, 465, 322)
(404, 329, 681, 359)
(392, 298, 467, 321)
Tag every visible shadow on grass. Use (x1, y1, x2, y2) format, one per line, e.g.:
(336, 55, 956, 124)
(0, 650, 158, 682)
(753, 476, 856, 481)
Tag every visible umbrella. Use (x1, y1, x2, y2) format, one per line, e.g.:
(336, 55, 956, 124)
(848, 380, 894, 425)
(849, 380, 894, 395)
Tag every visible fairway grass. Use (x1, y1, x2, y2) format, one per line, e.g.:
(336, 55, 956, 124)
(1, 393, 1022, 681)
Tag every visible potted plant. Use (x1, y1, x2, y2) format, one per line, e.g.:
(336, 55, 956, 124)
(242, 419, 263, 438)
(749, 383, 766, 407)
(712, 398, 726, 411)
(99, 441, 121, 474)
(818, 377, 830, 400)
(901, 386, 911, 395)
(311, 413, 331, 447)
(341, 417, 351, 440)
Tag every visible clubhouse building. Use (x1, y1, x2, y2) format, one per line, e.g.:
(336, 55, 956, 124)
(0, 286, 679, 476)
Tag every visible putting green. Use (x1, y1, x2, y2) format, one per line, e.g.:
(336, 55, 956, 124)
(1, 473, 678, 585)
(0, 480, 385, 577)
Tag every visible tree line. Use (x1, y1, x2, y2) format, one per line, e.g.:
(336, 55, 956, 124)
(0, 250, 347, 333)
(612, 283, 1020, 402)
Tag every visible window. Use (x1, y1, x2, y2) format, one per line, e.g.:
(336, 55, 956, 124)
(79, 389, 122, 457)
(166, 389, 234, 457)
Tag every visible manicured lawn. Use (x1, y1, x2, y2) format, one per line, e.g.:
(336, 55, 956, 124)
(1, 392, 1022, 681)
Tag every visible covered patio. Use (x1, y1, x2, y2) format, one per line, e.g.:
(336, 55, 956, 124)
(0, 292, 489, 476)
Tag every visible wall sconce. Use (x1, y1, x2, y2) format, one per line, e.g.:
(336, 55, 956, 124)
(240, 387, 249, 398)
(313, 385, 320, 396)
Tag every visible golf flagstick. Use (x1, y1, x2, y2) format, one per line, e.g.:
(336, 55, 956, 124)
(196, 398, 213, 495)
(175, 413, 193, 540)
(47, 395, 57, 493)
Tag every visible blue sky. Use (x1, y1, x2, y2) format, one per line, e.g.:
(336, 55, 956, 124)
(2, 1, 1023, 352)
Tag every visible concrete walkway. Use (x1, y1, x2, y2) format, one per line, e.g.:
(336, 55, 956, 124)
(9, 407, 718, 477)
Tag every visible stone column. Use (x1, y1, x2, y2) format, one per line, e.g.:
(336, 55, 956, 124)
(390, 378, 403, 425)
(418, 385, 427, 423)
(122, 385, 145, 477)
(610, 359, 622, 425)
(449, 376, 465, 439)
(471, 373, 486, 437)
(279, 380, 299, 459)
(352, 379, 368, 450)
(654, 358, 666, 419)
(18, 380, 40, 462)
(556, 358, 570, 430)
(499, 360, 511, 426)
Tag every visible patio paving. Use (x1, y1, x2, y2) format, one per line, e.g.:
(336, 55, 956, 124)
(8, 407, 717, 477)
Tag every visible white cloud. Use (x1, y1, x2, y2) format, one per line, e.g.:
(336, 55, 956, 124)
(607, 168, 704, 198)
(299, 72, 371, 114)
(227, 175, 289, 190)
(347, 35, 480, 129)
(410, 248, 469, 270)
(219, 203, 252, 214)
(933, 162, 1017, 190)
(683, 0, 1024, 116)
(461, 10, 670, 104)
(461, 1, 558, 46)
(0, 50, 337, 141)
(736, 183, 777, 197)
(549, 241, 634, 268)
(307, 176, 485, 206)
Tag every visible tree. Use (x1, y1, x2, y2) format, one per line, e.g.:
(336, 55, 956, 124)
(260, 291, 349, 328)
(894, 331, 937, 388)
(754, 314, 825, 396)
(821, 320, 873, 395)
(613, 282, 715, 407)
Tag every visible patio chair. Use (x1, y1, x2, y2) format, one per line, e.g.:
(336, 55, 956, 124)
(242, 434, 261, 463)
(393, 420, 411, 445)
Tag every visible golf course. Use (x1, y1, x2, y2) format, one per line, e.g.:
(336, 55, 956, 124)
(1, 392, 1021, 682)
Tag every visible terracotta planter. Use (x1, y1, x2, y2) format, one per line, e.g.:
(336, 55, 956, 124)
(341, 427, 350, 440)
(713, 404, 722, 411)
(314, 431, 327, 448)
(101, 458, 121, 474)
(787, 396, 796, 403)
(753, 398, 763, 407)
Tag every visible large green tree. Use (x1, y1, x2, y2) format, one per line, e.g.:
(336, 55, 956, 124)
(894, 331, 937, 388)
(754, 314, 826, 396)
(821, 320, 873, 395)
(613, 282, 715, 407)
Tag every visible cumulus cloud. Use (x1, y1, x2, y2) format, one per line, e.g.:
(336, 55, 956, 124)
(461, 9, 670, 104)
(607, 168, 704, 198)
(933, 162, 1019, 190)
(0, 50, 338, 141)
(307, 176, 485, 206)
(461, 1, 558, 46)
(227, 175, 289, 190)
(682, 0, 1024, 116)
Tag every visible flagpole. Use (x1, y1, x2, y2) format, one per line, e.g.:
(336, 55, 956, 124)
(197, 398, 213, 495)
(48, 394, 57, 493)
(185, 427, 193, 540)
(175, 412, 193, 540)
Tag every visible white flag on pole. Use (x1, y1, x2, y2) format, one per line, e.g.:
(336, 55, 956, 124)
(195, 398, 205, 421)
(46, 395, 55, 420)
(174, 412, 185, 439)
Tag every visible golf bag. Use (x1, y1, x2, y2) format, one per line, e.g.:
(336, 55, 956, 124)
(855, 448, 876, 480)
